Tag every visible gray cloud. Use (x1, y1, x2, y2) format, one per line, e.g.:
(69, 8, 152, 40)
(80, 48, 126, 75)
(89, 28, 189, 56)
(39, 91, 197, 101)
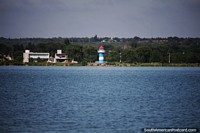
(0, 0, 199, 38)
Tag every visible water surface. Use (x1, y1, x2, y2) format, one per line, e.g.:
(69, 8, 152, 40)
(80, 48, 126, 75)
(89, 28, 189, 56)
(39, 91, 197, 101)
(0, 66, 200, 132)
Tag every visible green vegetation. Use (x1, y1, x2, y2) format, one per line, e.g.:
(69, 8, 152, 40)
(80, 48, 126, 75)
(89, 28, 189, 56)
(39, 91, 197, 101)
(0, 36, 200, 66)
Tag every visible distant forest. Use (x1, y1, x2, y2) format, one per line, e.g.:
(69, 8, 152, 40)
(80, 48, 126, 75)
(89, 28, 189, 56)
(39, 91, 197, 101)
(0, 36, 200, 65)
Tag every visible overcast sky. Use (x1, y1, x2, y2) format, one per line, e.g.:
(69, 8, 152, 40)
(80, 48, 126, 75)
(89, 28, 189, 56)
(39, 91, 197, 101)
(0, 0, 200, 38)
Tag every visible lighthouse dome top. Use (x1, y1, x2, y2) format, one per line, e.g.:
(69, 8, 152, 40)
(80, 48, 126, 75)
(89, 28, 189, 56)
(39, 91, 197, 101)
(99, 45, 104, 49)
(98, 45, 105, 53)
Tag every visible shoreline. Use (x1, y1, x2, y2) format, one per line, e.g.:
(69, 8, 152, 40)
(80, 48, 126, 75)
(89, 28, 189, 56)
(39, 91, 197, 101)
(0, 62, 199, 67)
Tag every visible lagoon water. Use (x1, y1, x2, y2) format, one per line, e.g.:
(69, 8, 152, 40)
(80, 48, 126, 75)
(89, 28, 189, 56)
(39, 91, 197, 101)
(0, 66, 200, 133)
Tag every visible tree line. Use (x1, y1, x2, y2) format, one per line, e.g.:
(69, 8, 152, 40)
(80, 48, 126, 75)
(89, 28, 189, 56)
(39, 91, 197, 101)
(0, 36, 200, 65)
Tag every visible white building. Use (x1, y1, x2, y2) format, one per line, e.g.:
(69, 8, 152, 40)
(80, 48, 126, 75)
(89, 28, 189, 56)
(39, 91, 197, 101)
(23, 50, 49, 63)
(54, 50, 68, 63)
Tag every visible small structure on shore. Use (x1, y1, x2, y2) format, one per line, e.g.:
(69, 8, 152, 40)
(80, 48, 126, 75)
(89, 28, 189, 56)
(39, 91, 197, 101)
(54, 50, 68, 63)
(98, 45, 105, 64)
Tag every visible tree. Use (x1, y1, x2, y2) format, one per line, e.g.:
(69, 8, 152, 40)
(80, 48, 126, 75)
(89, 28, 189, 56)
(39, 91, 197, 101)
(64, 38, 70, 46)
(121, 49, 137, 63)
(26, 43, 36, 51)
(157, 46, 169, 63)
(37, 57, 42, 62)
(94, 35, 98, 42)
(83, 46, 98, 63)
(135, 46, 152, 63)
(106, 50, 120, 62)
(66, 45, 83, 62)
(0, 43, 12, 55)
(134, 36, 141, 41)
(150, 50, 161, 62)
(90, 35, 98, 42)
(129, 41, 138, 48)
(13, 51, 23, 62)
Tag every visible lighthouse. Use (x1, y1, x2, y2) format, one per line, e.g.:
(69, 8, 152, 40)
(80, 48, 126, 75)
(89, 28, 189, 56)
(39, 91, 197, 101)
(98, 45, 105, 63)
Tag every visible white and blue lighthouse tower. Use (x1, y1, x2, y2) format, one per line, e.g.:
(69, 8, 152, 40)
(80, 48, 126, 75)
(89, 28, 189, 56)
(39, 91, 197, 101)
(98, 45, 105, 63)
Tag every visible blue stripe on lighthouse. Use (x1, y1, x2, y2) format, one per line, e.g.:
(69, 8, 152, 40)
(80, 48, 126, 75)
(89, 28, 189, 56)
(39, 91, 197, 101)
(99, 53, 104, 57)
(99, 53, 104, 63)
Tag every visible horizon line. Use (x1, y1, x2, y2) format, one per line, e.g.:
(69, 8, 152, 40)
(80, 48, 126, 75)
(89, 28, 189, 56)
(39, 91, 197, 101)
(1, 36, 200, 39)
